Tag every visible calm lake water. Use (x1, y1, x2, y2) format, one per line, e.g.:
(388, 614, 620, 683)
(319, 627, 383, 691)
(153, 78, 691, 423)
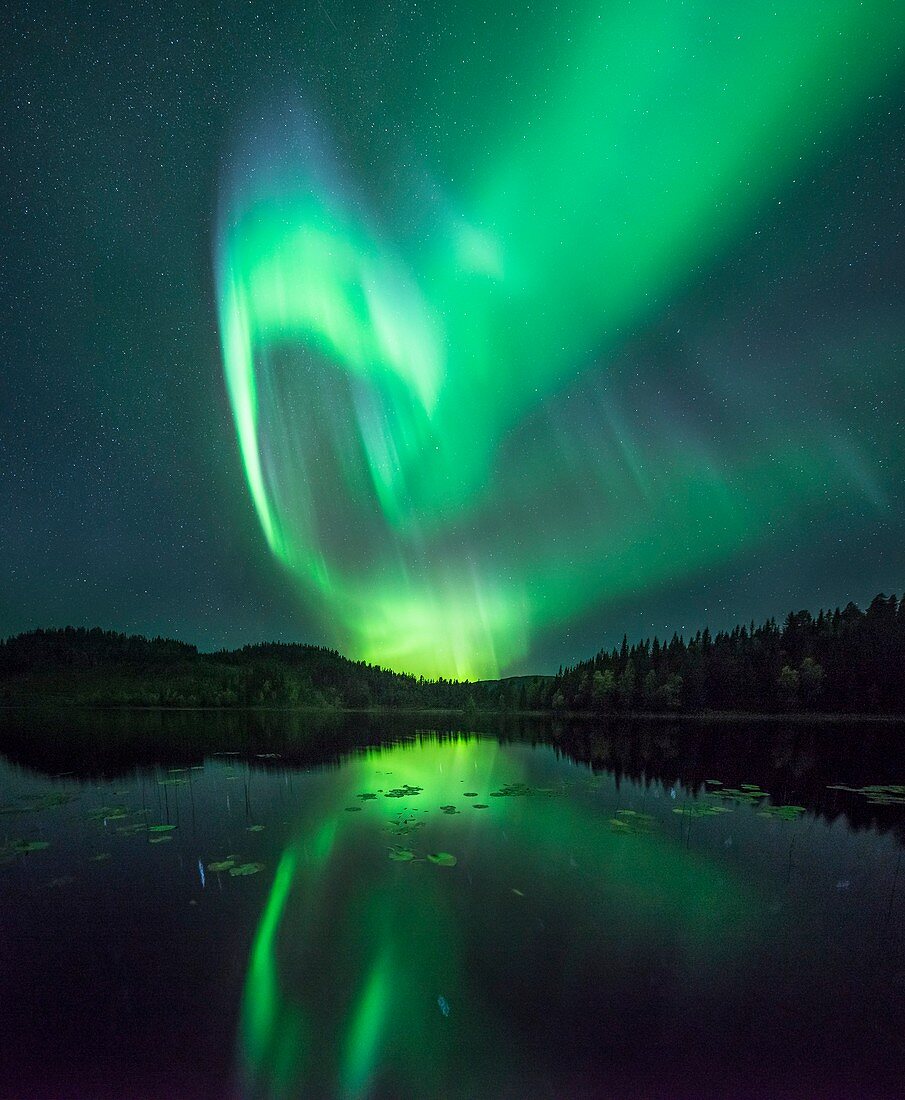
(1, 710, 904, 1099)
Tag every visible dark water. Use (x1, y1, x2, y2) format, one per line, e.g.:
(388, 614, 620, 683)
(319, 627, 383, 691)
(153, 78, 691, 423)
(1, 710, 904, 1099)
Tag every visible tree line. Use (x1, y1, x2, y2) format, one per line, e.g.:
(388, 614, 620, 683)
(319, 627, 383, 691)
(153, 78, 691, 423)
(1, 592, 903, 714)
(541, 592, 905, 715)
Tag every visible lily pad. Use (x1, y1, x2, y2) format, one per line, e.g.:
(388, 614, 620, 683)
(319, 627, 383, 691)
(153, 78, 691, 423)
(0, 792, 76, 815)
(386, 815, 425, 837)
(149, 835, 173, 844)
(473, 804, 489, 809)
(88, 805, 131, 821)
(613, 809, 656, 833)
(345, 806, 363, 812)
(358, 793, 377, 801)
(385, 784, 423, 799)
(207, 860, 236, 873)
(439, 805, 459, 815)
(229, 862, 264, 877)
(149, 824, 176, 833)
(709, 787, 767, 804)
(4, 839, 51, 854)
(759, 805, 807, 821)
(463, 792, 478, 797)
(827, 783, 905, 806)
(489, 783, 533, 798)
(388, 847, 415, 862)
(31, 792, 76, 811)
(673, 804, 732, 818)
(247, 824, 266, 831)
(427, 852, 458, 867)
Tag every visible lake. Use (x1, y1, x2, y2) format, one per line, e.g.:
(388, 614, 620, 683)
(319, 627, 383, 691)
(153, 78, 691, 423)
(1, 709, 904, 1098)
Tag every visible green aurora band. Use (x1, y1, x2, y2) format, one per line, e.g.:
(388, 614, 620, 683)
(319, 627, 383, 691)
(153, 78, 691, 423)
(216, 0, 905, 678)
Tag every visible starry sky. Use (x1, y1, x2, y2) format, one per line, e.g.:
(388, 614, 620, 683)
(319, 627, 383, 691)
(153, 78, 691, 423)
(2, 1, 904, 677)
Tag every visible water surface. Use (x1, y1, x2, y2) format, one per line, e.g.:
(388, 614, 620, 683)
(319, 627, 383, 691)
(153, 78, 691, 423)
(1, 711, 903, 1098)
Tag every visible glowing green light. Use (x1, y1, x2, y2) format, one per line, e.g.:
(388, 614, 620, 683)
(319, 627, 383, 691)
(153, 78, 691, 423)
(238, 738, 766, 1097)
(217, 0, 905, 677)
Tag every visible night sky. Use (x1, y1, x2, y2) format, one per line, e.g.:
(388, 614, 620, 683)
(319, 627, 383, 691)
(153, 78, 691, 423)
(2, 1, 904, 677)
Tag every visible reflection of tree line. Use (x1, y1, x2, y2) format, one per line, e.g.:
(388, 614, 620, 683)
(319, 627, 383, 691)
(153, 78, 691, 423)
(0, 592, 903, 715)
(0, 707, 902, 842)
(542, 717, 905, 843)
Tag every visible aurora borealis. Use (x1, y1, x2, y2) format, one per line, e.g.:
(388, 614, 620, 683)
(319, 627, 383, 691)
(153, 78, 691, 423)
(4, 0, 905, 674)
(216, 0, 905, 678)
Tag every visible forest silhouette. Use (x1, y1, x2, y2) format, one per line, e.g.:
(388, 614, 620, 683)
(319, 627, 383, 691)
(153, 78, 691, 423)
(1, 593, 902, 715)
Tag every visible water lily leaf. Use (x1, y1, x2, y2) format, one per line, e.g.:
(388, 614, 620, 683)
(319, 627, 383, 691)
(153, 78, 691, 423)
(427, 852, 458, 867)
(358, 793, 377, 801)
(463, 792, 478, 797)
(472, 804, 489, 809)
(829, 783, 905, 806)
(710, 788, 766, 803)
(439, 805, 459, 815)
(149, 835, 173, 843)
(31, 792, 76, 811)
(5, 839, 51, 854)
(207, 860, 235, 873)
(345, 806, 363, 812)
(388, 847, 415, 862)
(385, 784, 423, 798)
(673, 804, 732, 818)
(229, 862, 264, 876)
(247, 824, 265, 831)
(612, 810, 656, 833)
(149, 824, 176, 833)
(705, 779, 723, 786)
(88, 805, 130, 821)
(759, 805, 806, 820)
(489, 783, 534, 798)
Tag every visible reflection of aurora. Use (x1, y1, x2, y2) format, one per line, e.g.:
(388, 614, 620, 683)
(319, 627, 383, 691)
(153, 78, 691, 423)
(216, 1, 905, 678)
(239, 738, 762, 1097)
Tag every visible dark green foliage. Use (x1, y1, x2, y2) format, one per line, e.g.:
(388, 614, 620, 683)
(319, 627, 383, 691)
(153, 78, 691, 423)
(546, 592, 905, 715)
(0, 627, 506, 710)
(2, 591, 904, 714)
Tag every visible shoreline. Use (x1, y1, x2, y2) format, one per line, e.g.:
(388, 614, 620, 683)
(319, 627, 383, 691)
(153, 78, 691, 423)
(1, 702, 904, 723)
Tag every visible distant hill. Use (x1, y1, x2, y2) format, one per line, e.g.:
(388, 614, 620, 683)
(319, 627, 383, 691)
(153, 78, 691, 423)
(1, 592, 903, 714)
(0, 627, 497, 710)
